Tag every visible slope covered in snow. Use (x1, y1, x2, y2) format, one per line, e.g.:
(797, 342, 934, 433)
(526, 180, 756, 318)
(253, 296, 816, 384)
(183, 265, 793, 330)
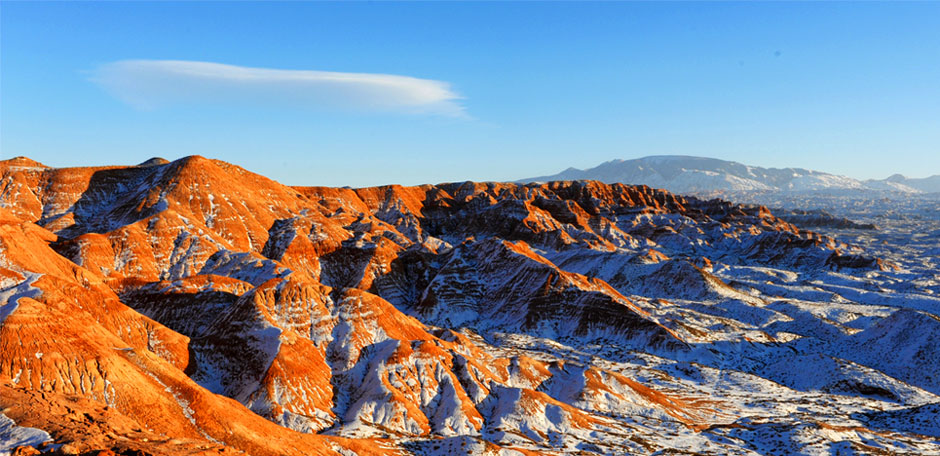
(523, 155, 935, 195)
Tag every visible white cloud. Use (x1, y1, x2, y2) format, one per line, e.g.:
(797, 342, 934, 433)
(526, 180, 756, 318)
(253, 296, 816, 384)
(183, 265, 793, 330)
(91, 60, 465, 116)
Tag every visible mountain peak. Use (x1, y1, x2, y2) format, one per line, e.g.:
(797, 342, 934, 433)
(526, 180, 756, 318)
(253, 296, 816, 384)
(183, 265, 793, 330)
(521, 155, 928, 194)
(0, 156, 47, 169)
(137, 157, 170, 167)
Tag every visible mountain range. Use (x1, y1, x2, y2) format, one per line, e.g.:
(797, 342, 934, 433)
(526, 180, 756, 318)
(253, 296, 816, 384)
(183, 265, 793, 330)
(523, 155, 940, 194)
(1, 155, 939, 455)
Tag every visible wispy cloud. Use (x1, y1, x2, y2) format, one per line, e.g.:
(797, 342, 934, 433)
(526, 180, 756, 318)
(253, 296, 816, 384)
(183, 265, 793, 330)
(91, 60, 465, 116)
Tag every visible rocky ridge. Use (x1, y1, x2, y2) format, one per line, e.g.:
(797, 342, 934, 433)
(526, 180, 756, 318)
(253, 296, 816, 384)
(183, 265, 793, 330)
(1, 155, 938, 455)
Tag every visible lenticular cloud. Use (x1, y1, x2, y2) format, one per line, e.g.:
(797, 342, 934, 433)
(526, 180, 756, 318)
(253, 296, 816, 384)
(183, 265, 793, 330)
(91, 60, 464, 116)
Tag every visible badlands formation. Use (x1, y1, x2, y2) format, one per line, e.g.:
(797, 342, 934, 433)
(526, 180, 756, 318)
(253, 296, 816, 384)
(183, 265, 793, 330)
(1, 155, 939, 455)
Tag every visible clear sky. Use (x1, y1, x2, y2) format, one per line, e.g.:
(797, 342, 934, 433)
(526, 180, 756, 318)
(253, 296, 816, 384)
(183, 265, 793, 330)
(2, 1, 938, 186)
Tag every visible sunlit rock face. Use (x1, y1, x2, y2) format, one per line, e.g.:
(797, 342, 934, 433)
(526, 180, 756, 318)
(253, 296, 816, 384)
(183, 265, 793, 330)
(1, 155, 938, 455)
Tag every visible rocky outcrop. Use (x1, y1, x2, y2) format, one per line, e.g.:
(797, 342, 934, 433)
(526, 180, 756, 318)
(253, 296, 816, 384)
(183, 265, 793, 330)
(0, 155, 923, 455)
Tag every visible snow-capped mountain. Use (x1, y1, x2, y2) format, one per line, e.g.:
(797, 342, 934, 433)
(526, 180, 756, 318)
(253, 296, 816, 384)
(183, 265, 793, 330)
(878, 173, 940, 193)
(1, 155, 939, 455)
(523, 155, 934, 194)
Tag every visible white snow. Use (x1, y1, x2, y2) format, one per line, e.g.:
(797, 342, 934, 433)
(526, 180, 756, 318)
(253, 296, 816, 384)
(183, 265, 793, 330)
(0, 413, 52, 455)
(0, 273, 41, 325)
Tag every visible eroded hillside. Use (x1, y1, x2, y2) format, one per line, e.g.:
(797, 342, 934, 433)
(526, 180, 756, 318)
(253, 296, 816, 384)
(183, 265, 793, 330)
(1, 156, 938, 455)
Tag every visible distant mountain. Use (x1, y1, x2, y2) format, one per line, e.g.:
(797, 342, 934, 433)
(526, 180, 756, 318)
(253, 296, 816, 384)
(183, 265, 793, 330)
(877, 173, 940, 193)
(522, 155, 934, 194)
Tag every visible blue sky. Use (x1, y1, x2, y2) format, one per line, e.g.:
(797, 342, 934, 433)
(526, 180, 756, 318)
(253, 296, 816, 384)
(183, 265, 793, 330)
(2, 2, 938, 186)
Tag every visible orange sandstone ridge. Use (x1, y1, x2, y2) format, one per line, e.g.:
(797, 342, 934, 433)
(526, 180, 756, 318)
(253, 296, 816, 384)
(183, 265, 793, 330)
(0, 156, 898, 455)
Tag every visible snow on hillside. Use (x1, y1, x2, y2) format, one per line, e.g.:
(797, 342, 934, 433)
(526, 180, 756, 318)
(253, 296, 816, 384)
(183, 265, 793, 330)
(0, 413, 52, 455)
(522, 155, 935, 195)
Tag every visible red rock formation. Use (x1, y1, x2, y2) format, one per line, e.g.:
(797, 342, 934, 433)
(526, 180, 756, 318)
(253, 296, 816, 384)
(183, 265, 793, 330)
(0, 156, 887, 454)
